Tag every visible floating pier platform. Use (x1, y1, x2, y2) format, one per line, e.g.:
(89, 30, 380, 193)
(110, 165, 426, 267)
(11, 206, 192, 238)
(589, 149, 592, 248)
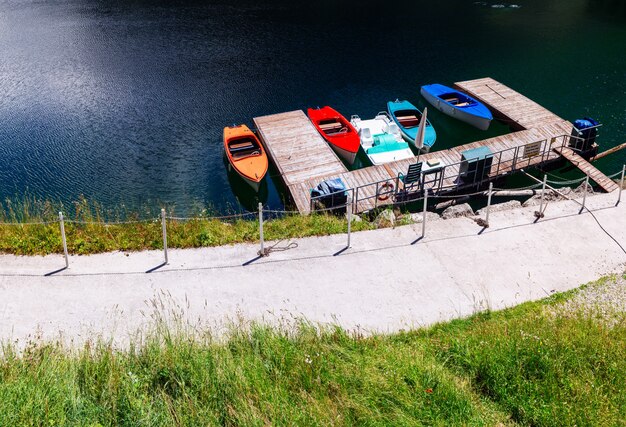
(254, 110, 347, 211)
(254, 78, 616, 214)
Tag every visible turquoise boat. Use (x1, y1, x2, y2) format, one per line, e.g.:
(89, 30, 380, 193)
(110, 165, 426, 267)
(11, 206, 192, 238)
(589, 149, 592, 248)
(387, 99, 437, 152)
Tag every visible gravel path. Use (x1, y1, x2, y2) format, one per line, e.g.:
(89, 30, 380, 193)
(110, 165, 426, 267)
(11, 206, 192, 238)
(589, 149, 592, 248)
(549, 273, 626, 326)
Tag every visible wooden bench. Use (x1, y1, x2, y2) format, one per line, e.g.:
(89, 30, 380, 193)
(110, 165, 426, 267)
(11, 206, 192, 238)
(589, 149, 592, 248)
(442, 96, 460, 104)
(230, 141, 255, 151)
(398, 116, 420, 127)
(319, 122, 343, 131)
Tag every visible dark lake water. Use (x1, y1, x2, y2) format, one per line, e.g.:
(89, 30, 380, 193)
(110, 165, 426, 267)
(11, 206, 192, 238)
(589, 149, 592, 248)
(0, 0, 624, 214)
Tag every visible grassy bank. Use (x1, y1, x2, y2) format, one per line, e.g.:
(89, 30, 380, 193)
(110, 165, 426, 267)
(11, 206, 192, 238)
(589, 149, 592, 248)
(1, 275, 625, 426)
(0, 198, 380, 255)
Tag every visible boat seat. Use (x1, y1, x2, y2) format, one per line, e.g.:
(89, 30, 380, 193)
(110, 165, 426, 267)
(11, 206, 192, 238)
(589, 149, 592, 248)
(230, 141, 259, 156)
(319, 122, 342, 131)
(455, 102, 471, 107)
(230, 141, 254, 150)
(398, 117, 420, 127)
(360, 127, 372, 139)
(387, 123, 401, 135)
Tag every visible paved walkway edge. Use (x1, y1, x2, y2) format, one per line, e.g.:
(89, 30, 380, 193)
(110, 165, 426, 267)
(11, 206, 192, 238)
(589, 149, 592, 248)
(1, 191, 625, 347)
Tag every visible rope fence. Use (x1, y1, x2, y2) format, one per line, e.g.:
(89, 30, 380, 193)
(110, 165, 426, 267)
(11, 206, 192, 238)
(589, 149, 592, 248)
(0, 165, 624, 272)
(0, 220, 59, 226)
(166, 212, 258, 221)
(65, 218, 160, 225)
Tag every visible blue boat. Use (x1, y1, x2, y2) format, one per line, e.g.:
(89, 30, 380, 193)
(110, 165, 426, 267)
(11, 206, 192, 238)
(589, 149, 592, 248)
(387, 99, 437, 152)
(420, 84, 493, 130)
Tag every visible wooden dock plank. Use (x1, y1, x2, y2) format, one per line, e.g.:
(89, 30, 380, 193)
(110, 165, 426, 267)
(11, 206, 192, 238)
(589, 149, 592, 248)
(455, 78, 563, 130)
(254, 110, 347, 188)
(553, 146, 619, 193)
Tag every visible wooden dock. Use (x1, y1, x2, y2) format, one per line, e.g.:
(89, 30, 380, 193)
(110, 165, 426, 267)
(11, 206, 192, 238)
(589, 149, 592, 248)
(254, 78, 617, 214)
(554, 146, 620, 193)
(254, 110, 347, 212)
(454, 78, 564, 131)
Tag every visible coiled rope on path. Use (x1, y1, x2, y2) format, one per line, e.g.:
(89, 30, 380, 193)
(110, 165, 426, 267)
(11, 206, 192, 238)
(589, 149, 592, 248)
(258, 239, 299, 257)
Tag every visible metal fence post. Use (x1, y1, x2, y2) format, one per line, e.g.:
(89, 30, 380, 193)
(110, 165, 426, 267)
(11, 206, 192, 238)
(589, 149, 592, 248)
(258, 202, 265, 256)
(58, 212, 69, 268)
(618, 165, 625, 206)
(161, 209, 168, 264)
(374, 182, 379, 209)
(538, 174, 547, 218)
(581, 174, 589, 213)
(421, 189, 428, 238)
(485, 182, 493, 227)
(346, 200, 352, 248)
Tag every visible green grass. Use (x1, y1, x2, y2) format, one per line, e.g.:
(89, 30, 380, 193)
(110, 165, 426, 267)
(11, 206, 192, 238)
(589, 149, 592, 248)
(1, 276, 625, 426)
(0, 197, 380, 255)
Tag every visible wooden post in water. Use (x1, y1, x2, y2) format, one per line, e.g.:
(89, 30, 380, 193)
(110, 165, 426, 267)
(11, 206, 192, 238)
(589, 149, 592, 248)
(258, 203, 265, 256)
(58, 212, 69, 268)
(485, 182, 493, 227)
(161, 209, 168, 264)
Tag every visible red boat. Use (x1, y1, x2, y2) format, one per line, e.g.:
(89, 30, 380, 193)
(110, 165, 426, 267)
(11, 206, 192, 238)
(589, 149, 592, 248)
(307, 106, 360, 165)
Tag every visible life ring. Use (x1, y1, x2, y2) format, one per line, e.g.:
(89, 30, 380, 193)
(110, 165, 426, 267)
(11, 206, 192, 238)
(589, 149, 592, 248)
(378, 181, 395, 201)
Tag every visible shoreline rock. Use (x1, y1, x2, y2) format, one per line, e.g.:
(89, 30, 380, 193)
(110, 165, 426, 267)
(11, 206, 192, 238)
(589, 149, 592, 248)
(442, 203, 474, 220)
(476, 200, 522, 216)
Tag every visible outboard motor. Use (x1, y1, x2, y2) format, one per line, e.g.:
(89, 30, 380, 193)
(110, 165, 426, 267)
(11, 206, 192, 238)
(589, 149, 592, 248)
(570, 117, 600, 152)
(310, 178, 348, 211)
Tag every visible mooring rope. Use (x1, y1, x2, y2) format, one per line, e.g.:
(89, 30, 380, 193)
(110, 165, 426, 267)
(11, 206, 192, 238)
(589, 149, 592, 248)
(258, 239, 299, 257)
(0, 220, 58, 226)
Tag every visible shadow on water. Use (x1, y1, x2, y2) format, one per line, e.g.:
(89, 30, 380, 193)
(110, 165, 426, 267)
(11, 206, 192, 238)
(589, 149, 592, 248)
(223, 154, 269, 213)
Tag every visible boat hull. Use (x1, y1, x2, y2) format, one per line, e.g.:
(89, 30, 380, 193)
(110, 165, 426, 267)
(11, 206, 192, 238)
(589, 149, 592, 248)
(307, 106, 360, 166)
(223, 124, 268, 193)
(241, 175, 261, 192)
(387, 100, 436, 151)
(226, 160, 262, 191)
(367, 148, 415, 165)
(420, 86, 492, 131)
(398, 129, 434, 153)
(329, 143, 357, 165)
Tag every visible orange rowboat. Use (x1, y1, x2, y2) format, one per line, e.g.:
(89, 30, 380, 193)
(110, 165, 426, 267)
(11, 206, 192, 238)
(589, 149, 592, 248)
(223, 124, 268, 192)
